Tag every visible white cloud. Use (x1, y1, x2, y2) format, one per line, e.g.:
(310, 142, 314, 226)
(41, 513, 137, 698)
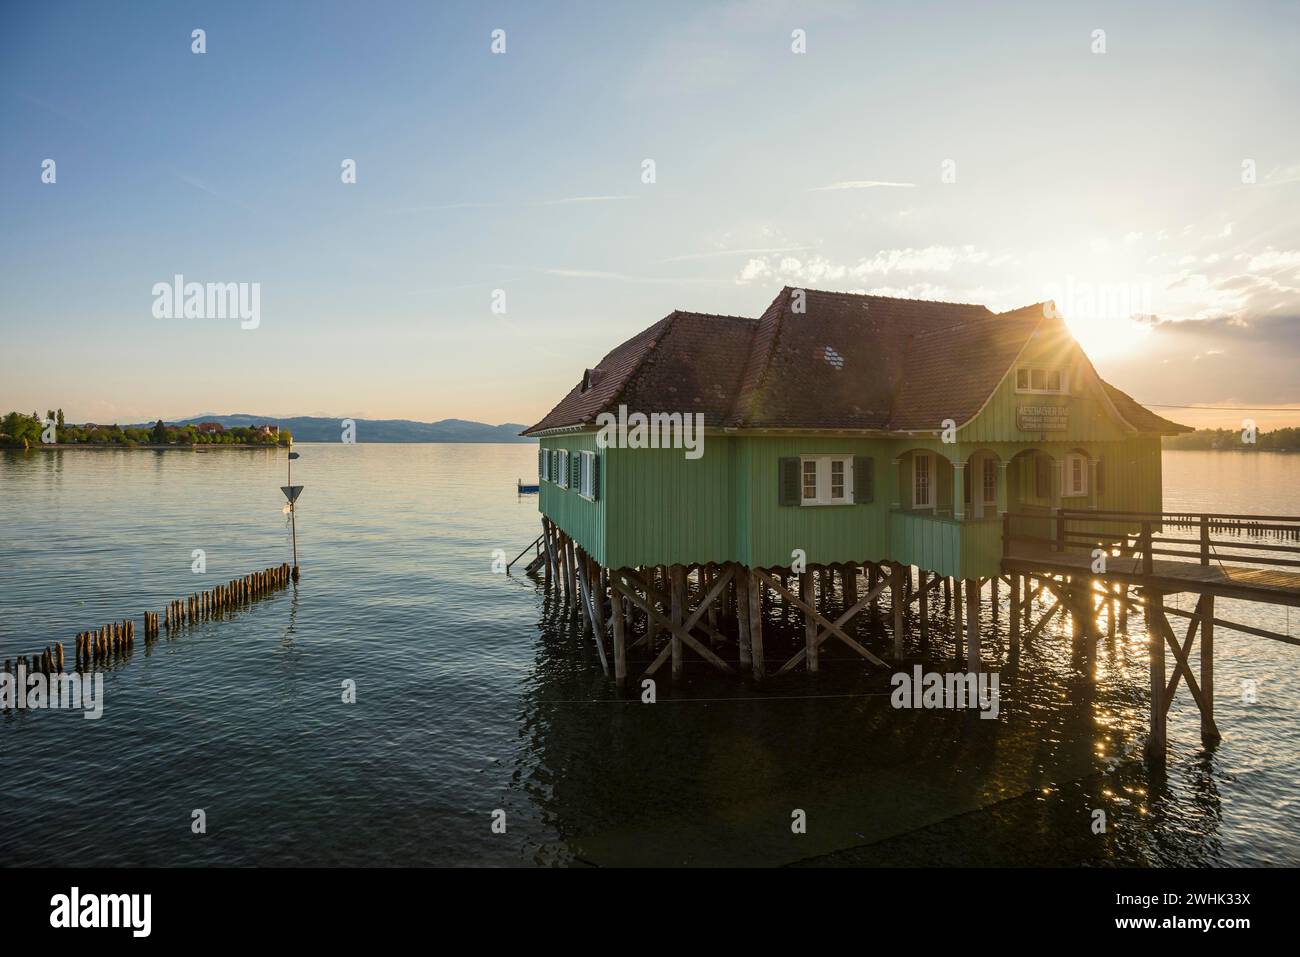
(540, 195, 636, 206)
(735, 245, 1001, 285)
(1246, 248, 1300, 272)
(809, 180, 916, 191)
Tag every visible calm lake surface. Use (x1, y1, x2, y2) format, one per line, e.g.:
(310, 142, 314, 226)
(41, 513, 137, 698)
(1, 446, 1297, 866)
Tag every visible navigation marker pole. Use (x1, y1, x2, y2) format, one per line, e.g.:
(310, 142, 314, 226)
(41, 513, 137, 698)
(281, 448, 304, 582)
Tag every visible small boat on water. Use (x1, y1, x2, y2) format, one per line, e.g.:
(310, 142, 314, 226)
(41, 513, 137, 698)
(517, 479, 539, 494)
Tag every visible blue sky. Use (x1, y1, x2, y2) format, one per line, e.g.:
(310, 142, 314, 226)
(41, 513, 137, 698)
(3, 0, 1299, 428)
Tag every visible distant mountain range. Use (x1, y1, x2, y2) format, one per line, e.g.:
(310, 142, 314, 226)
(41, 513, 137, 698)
(139, 414, 534, 443)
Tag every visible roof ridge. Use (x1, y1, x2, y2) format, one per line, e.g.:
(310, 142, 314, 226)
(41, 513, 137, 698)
(671, 309, 756, 324)
(796, 286, 995, 310)
(727, 288, 791, 426)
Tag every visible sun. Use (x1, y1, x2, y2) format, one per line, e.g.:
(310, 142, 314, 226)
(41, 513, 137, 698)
(1062, 312, 1152, 358)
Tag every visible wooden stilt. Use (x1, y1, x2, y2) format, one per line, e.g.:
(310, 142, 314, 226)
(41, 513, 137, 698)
(611, 570, 627, 688)
(705, 565, 720, 640)
(918, 571, 930, 650)
(737, 566, 753, 668)
(558, 533, 572, 604)
(1009, 573, 1021, 650)
(891, 562, 905, 661)
(1201, 594, 1219, 744)
(965, 577, 980, 672)
(1145, 589, 1166, 762)
(542, 518, 555, 588)
(802, 570, 819, 673)
(670, 565, 685, 680)
(953, 576, 963, 658)
(748, 567, 765, 682)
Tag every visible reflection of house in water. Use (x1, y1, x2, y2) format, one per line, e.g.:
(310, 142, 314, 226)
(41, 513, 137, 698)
(516, 583, 1224, 866)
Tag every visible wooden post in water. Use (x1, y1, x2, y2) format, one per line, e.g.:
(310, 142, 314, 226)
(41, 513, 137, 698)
(748, 567, 766, 683)
(737, 567, 753, 669)
(953, 577, 963, 659)
(890, 562, 905, 662)
(1145, 589, 1166, 762)
(1009, 574, 1021, 651)
(918, 571, 930, 650)
(611, 574, 627, 688)
(964, 578, 980, 672)
(802, 570, 818, 673)
(670, 565, 685, 680)
(1200, 594, 1220, 745)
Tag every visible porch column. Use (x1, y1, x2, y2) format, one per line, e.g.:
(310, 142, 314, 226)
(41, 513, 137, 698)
(952, 462, 966, 521)
(997, 460, 1009, 515)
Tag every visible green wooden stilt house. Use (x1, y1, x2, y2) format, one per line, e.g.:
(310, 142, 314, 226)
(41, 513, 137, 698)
(521, 287, 1190, 687)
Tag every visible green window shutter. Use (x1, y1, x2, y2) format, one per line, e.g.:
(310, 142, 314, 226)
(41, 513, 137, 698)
(538, 449, 545, 480)
(591, 454, 601, 501)
(571, 452, 581, 489)
(778, 457, 800, 506)
(853, 456, 873, 504)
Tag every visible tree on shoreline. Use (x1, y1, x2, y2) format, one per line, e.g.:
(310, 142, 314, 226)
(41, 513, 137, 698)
(1164, 426, 1300, 451)
(2, 411, 293, 448)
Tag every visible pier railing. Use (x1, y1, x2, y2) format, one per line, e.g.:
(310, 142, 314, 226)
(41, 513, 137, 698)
(1002, 508, 1300, 574)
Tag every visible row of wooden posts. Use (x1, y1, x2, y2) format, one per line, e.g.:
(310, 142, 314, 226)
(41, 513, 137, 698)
(534, 517, 1135, 685)
(533, 517, 1219, 761)
(1, 563, 293, 679)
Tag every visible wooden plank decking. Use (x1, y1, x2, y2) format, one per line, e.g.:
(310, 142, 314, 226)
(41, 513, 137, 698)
(1003, 543, 1300, 608)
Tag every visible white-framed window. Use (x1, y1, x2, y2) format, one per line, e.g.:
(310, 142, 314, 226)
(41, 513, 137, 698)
(982, 457, 997, 508)
(799, 455, 853, 506)
(1015, 367, 1067, 394)
(578, 451, 596, 499)
(1064, 452, 1088, 497)
(556, 449, 569, 488)
(912, 452, 933, 509)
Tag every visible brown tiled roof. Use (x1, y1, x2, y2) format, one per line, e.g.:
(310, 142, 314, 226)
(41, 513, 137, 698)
(889, 303, 1045, 431)
(521, 288, 1186, 436)
(523, 311, 754, 434)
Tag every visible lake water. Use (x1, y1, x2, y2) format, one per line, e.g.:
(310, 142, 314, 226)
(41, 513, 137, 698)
(1, 446, 1297, 866)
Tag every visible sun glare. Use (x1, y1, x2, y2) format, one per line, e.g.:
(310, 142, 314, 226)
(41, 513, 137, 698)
(1063, 313, 1152, 358)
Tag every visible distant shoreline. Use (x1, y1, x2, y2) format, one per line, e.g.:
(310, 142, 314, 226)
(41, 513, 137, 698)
(1164, 446, 1298, 454)
(4, 440, 536, 450)
(5, 443, 282, 451)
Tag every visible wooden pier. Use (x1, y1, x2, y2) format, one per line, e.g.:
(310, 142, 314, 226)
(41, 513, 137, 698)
(1002, 509, 1300, 759)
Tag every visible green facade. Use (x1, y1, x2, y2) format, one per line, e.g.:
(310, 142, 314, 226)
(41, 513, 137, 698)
(535, 347, 1166, 579)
